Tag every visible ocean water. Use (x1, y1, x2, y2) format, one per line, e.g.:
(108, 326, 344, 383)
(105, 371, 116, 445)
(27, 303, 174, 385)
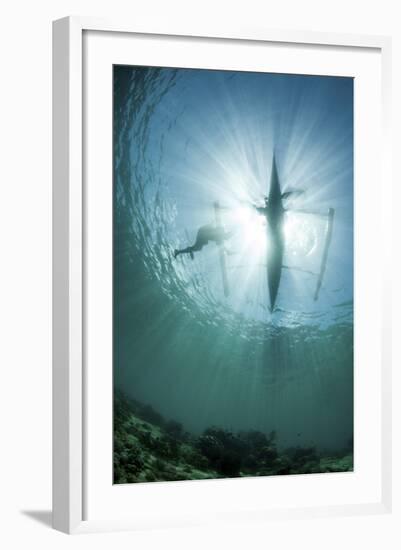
(113, 65, 353, 454)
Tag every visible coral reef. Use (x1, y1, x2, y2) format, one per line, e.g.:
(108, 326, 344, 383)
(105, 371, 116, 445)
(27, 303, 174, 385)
(113, 392, 353, 484)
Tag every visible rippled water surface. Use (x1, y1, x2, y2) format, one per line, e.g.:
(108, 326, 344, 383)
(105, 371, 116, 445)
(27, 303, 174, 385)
(113, 65, 353, 451)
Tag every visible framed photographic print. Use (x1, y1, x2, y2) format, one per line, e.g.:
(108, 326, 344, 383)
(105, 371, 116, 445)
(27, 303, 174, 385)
(52, 17, 392, 534)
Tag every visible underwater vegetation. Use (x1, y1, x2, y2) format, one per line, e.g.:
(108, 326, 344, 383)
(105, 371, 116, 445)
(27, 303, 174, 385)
(113, 392, 353, 484)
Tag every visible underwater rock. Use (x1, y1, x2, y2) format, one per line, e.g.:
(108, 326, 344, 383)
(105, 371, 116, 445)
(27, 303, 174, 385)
(113, 392, 353, 483)
(219, 450, 242, 477)
(273, 455, 292, 475)
(319, 454, 353, 473)
(165, 420, 184, 439)
(114, 393, 218, 483)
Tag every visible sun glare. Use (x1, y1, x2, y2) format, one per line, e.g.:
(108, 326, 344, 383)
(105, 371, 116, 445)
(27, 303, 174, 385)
(283, 215, 317, 257)
(230, 206, 267, 256)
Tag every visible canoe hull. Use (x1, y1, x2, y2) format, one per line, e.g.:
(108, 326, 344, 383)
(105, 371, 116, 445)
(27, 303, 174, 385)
(267, 220, 284, 311)
(266, 155, 285, 311)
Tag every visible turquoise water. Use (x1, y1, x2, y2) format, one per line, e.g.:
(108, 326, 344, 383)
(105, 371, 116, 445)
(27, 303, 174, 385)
(113, 65, 353, 454)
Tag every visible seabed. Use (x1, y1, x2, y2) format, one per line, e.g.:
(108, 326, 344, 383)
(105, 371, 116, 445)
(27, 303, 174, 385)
(114, 392, 353, 484)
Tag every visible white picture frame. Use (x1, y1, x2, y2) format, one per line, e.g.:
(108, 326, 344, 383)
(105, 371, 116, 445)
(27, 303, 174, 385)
(52, 16, 392, 534)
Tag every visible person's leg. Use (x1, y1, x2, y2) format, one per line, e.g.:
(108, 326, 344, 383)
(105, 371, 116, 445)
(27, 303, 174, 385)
(174, 230, 207, 259)
(174, 246, 194, 258)
(192, 228, 209, 251)
(191, 242, 205, 252)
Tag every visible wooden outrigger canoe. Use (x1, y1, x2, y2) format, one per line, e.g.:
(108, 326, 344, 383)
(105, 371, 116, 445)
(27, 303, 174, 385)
(211, 154, 335, 310)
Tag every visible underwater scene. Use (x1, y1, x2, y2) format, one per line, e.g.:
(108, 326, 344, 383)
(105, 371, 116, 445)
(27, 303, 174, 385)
(113, 65, 354, 484)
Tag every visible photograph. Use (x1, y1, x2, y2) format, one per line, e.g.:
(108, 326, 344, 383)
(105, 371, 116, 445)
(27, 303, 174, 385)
(0, 0, 394, 543)
(112, 64, 354, 484)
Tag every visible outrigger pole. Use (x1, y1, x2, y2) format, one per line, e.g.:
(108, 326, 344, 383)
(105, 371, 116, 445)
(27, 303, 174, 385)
(314, 207, 335, 301)
(214, 201, 230, 297)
